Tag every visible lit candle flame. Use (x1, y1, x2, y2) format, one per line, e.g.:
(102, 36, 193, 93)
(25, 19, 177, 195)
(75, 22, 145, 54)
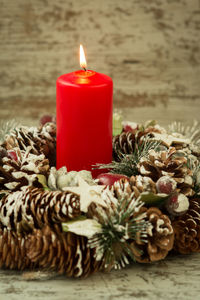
(80, 44, 87, 70)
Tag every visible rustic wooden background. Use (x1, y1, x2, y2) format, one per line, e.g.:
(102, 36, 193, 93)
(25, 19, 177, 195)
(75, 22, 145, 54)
(0, 0, 200, 125)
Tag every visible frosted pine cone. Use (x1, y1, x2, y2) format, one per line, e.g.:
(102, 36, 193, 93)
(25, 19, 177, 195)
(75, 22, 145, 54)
(112, 178, 133, 198)
(138, 147, 194, 197)
(0, 187, 81, 233)
(113, 132, 136, 161)
(130, 175, 157, 199)
(112, 176, 156, 200)
(172, 198, 200, 254)
(113, 126, 162, 161)
(0, 147, 49, 191)
(2, 122, 56, 166)
(131, 207, 174, 263)
(0, 227, 36, 270)
(26, 225, 104, 278)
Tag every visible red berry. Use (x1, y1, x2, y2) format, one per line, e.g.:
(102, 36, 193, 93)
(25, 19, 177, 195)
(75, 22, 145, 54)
(97, 173, 129, 186)
(156, 176, 177, 194)
(40, 115, 56, 126)
(7, 150, 18, 161)
(170, 195, 178, 203)
(123, 125, 134, 132)
(123, 122, 138, 133)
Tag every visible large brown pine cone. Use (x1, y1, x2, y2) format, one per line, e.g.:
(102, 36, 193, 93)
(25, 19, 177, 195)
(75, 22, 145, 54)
(26, 225, 104, 278)
(172, 198, 200, 254)
(0, 227, 36, 270)
(131, 207, 174, 263)
(2, 122, 56, 166)
(138, 147, 194, 197)
(0, 187, 81, 233)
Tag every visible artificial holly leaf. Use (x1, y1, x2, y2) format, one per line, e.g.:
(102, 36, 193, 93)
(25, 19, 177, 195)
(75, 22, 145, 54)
(62, 217, 101, 238)
(139, 192, 169, 207)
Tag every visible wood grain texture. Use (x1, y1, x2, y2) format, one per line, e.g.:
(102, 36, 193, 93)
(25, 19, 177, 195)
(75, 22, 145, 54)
(0, 0, 200, 121)
(0, 254, 200, 300)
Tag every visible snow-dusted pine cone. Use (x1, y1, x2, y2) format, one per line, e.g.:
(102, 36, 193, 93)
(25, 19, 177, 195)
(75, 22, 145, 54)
(130, 175, 157, 198)
(26, 225, 104, 278)
(113, 132, 136, 161)
(0, 187, 81, 233)
(113, 126, 162, 161)
(0, 147, 49, 191)
(131, 207, 174, 263)
(138, 147, 194, 197)
(2, 122, 56, 166)
(112, 176, 156, 200)
(172, 198, 200, 254)
(0, 227, 36, 270)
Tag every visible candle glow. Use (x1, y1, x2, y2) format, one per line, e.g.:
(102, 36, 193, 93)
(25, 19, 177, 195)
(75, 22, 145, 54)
(80, 44, 87, 70)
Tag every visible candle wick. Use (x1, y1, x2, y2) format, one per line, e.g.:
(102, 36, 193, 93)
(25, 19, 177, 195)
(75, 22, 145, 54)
(83, 67, 87, 71)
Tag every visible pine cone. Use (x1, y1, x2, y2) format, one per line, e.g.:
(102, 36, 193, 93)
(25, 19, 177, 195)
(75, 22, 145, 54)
(2, 122, 56, 166)
(138, 147, 194, 197)
(26, 225, 104, 278)
(112, 178, 133, 198)
(112, 176, 156, 200)
(113, 132, 136, 161)
(131, 207, 174, 263)
(0, 187, 81, 233)
(0, 147, 49, 191)
(113, 127, 162, 161)
(0, 227, 36, 270)
(130, 175, 157, 198)
(172, 198, 200, 254)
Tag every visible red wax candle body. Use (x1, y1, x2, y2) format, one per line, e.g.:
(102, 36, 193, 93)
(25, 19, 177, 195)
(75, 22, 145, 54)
(56, 70, 113, 176)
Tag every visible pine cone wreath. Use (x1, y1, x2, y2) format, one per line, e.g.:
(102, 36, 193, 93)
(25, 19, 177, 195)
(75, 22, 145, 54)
(0, 187, 81, 233)
(131, 207, 174, 263)
(26, 225, 104, 278)
(172, 198, 200, 254)
(0, 227, 36, 270)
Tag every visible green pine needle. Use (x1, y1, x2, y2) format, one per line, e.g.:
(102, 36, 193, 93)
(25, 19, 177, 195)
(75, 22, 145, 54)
(95, 138, 160, 177)
(88, 191, 149, 270)
(0, 120, 19, 144)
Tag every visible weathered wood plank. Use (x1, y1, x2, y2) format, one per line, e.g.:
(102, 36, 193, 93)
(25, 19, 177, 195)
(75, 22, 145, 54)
(0, 254, 200, 300)
(0, 0, 199, 109)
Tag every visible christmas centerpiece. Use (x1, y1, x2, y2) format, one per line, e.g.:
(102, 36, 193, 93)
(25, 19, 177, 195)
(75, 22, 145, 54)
(0, 117, 200, 278)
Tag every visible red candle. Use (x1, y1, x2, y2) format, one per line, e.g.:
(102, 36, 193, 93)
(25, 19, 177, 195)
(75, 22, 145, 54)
(56, 45, 113, 176)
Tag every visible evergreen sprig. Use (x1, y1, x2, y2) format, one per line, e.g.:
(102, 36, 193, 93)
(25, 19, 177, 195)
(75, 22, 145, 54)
(95, 138, 160, 177)
(168, 120, 200, 146)
(0, 120, 19, 144)
(88, 191, 149, 270)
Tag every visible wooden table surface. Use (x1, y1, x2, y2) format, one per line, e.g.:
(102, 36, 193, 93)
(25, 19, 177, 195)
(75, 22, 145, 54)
(0, 253, 200, 300)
